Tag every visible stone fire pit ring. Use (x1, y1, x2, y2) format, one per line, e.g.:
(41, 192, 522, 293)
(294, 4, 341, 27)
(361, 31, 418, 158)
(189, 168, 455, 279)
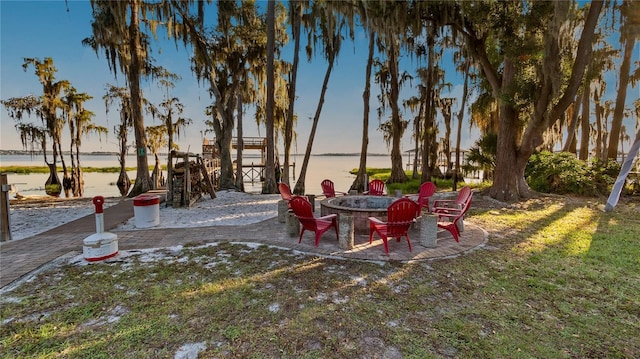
(320, 195, 400, 234)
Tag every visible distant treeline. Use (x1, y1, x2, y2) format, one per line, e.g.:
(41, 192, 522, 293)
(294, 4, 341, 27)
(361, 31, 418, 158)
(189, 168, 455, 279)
(0, 149, 388, 157)
(315, 153, 388, 157)
(0, 149, 121, 156)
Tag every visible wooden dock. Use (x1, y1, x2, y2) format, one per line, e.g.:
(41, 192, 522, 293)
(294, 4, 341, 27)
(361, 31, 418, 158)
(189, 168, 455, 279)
(202, 137, 295, 188)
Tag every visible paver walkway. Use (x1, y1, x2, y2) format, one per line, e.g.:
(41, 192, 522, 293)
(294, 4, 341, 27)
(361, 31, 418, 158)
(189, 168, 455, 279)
(0, 192, 487, 289)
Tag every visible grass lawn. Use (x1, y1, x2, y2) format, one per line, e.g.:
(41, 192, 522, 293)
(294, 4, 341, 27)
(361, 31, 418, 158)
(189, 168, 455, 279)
(1, 195, 638, 358)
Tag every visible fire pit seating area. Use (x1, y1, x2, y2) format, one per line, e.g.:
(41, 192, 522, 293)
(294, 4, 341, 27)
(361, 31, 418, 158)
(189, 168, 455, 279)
(282, 180, 474, 253)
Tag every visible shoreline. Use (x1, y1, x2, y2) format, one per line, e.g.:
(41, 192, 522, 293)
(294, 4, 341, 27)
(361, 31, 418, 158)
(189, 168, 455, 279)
(1, 149, 390, 156)
(1, 154, 393, 200)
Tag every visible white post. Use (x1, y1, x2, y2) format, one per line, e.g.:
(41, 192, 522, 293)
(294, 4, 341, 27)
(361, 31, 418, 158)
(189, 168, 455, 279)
(93, 196, 105, 233)
(606, 129, 640, 211)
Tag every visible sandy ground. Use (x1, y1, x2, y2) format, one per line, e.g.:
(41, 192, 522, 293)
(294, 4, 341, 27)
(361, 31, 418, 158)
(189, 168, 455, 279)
(7, 190, 281, 241)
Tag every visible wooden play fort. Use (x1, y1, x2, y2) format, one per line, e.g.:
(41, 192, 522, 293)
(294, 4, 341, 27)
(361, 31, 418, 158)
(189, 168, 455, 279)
(167, 150, 216, 208)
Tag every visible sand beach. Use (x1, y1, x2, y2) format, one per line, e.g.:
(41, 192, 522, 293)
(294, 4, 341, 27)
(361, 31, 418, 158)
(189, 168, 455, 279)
(6, 190, 281, 241)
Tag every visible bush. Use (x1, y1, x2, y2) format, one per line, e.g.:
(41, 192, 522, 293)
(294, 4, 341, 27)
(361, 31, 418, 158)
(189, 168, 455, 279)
(525, 151, 619, 196)
(590, 158, 621, 194)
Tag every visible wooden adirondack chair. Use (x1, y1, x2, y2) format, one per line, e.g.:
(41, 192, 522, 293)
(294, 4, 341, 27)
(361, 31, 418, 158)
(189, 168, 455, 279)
(368, 198, 419, 253)
(321, 179, 346, 198)
(364, 179, 385, 196)
(290, 196, 339, 247)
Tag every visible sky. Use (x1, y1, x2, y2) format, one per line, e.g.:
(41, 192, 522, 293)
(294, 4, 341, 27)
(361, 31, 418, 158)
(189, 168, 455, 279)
(0, 1, 636, 158)
(0, 0, 476, 157)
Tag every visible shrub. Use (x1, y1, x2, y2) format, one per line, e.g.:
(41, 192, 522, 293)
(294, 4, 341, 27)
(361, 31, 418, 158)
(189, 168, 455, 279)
(525, 151, 620, 196)
(590, 158, 621, 194)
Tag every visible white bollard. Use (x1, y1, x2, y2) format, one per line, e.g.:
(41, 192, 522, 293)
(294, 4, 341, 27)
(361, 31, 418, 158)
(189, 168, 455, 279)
(83, 196, 118, 262)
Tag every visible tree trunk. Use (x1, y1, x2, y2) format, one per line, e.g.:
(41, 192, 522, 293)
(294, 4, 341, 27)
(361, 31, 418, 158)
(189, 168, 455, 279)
(442, 100, 453, 176)
(70, 157, 79, 197)
(263, 0, 277, 194)
(117, 168, 131, 197)
(595, 99, 603, 161)
(217, 111, 236, 190)
(387, 39, 408, 184)
(75, 167, 84, 197)
(607, 36, 634, 160)
(117, 129, 129, 196)
(579, 89, 591, 160)
(58, 141, 71, 198)
(489, 58, 533, 201)
(421, 27, 436, 183)
(351, 31, 375, 193)
(562, 99, 580, 153)
(72, 125, 83, 197)
(235, 95, 245, 191)
(167, 109, 174, 164)
(283, 2, 301, 187)
(489, 102, 531, 201)
(412, 91, 424, 180)
(453, 67, 470, 191)
(293, 50, 336, 195)
(45, 163, 62, 197)
(152, 152, 160, 189)
(127, 0, 152, 197)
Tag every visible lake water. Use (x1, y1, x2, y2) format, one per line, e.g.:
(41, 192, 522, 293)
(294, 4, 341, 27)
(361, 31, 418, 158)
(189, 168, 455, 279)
(0, 154, 391, 198)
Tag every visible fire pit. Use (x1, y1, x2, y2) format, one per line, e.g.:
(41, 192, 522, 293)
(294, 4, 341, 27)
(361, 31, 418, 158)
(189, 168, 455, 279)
(320, 196, 399, 234)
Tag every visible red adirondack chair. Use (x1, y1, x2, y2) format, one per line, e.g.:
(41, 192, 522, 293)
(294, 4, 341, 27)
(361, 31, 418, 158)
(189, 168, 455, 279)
(368, 198, 419, 253)
(406, 181, 436, 216)
(364, 179, 385, 196)
(321, 179, 346, 198)
(436, 192, 472, 242)
(278, 182, 293, 207)
(433, 186, 471, 214)
(290, 196, 339, 247)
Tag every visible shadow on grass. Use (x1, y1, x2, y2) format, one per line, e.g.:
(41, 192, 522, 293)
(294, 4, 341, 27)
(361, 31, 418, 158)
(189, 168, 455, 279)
(397, 196, 640, 357)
